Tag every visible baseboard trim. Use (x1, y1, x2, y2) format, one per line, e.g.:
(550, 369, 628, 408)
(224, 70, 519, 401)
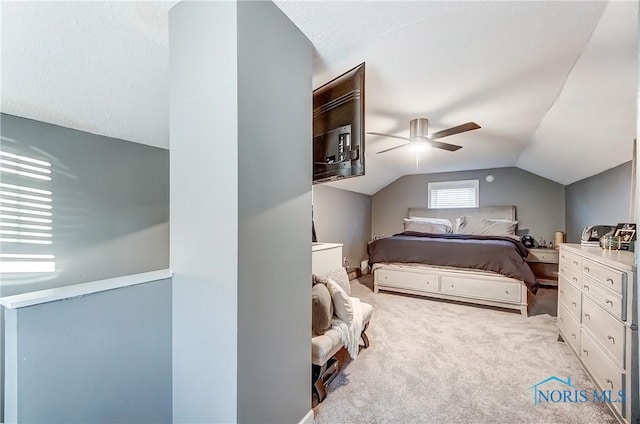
(299, 409, 314, 424)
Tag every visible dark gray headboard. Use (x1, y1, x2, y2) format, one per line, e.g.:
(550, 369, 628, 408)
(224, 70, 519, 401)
(407, 206, 516, 223)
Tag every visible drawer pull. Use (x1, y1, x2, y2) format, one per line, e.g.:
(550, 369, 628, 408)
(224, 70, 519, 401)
(572, 301, 577, 307)
(605, 378, 614, 389)
(560, 290, 564, 294)
(606, 299, 613, 307)
(571, 333, 577, 339)
(561, 255, 566, 259)
(560, 268, 565, 273)
(584, 313, 591, 320)
(505, 290, 509, 294)
(582, 349, 589, 356)
(559, 317, 564, 322)
(574, 261, 580, 266)
(607, 335, 615, 344)
(606, 278, 614, 285)
(583, 284, 589, 291)
(584, 266, 590, 272)
(572, 277, 578, 282)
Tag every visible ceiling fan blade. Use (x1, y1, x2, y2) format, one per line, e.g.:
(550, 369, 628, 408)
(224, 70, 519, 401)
(367, 132, 410, 142)
(429, 122, 481, 140)
(428, 140, 463, 152)
(376, 143, 409, 154)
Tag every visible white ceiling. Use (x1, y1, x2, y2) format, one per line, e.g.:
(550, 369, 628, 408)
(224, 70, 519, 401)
(1, 1, 637, 195)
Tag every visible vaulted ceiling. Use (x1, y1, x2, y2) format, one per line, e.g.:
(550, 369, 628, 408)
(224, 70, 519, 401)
(1, 1, 637, 195)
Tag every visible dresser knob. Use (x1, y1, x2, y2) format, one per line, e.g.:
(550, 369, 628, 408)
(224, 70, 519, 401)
(607, 335, 615, 344)
(584, 313, 591, 320)
(505, 290, 509, 294)
(582, 349, 589, 356)
(583, 285, 589, 291)
(605, 378, 614, 389)
(606, 278, 614, 285)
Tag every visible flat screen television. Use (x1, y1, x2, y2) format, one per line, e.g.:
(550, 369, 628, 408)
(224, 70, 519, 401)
(313, 63, 365, 183)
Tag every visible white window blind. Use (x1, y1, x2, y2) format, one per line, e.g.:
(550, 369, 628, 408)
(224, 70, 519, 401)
(428, 180, 479, 209)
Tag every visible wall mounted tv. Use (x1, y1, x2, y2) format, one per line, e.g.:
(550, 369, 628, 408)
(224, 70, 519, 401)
(313, 63, 365, 184)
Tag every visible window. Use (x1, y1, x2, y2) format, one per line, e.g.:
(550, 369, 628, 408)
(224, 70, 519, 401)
(0, 149, 55, 274)
(428, 179, 479, 209)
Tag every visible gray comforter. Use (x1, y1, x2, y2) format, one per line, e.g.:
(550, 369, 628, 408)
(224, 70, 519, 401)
(367, 232, 538, 293)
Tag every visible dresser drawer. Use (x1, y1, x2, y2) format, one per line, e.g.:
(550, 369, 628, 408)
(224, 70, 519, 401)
(582, 276, 625, 321)
(441, 276, 521, 303)
(376, 269, 439, 293)
(582, 295, 625, 368)
(558, 264, 581, 287)
(558, 303, 581, 353)
(560, 249, 583, 271)
(582, 259, 625, 295)
(580, 329, 626, 417)
(558, 276, 581, 320)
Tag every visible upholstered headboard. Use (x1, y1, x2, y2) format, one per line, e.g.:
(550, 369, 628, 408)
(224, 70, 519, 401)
(407, 206, 516, 224)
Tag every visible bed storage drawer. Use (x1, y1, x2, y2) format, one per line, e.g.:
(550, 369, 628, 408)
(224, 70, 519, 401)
(582, 259, 625, 295)
(558, 303, 581, 353)
(376, 269, 439, 293)
(582, 295, 625, 368)
(440, 276, 521, 303)
(558, 276, 582, 320)
(580, 329, 626, 417)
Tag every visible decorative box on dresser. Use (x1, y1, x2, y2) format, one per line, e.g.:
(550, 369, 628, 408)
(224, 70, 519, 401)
(557, 244, 638, 423)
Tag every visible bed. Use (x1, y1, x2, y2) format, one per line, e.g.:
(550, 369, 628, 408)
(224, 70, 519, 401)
(368, 206, 536, 317)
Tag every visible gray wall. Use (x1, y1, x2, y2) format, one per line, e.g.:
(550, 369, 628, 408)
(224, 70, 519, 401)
(0, 113, 170, 297)
(4, 279, 172, 423)
(372, 167, 565, 243)
(313, 185, 372, 267)
(169, 2, 312, 423)
(169, 2, 239, 422)
(236, 2, 312, 423)
(565, 161, 633, 243)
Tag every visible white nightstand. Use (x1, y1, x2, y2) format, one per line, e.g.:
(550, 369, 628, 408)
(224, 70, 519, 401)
(526, 248, 559, 286)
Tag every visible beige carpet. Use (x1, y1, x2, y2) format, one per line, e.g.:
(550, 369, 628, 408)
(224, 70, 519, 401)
(313, 275, 617, 424)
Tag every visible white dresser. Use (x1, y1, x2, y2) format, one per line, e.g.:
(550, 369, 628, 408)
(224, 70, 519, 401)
(558, 244, 638, 423)
(312, 243, 343, 275)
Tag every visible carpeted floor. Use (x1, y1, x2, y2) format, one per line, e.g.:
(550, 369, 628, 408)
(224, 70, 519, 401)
(313, 275, 617, 424)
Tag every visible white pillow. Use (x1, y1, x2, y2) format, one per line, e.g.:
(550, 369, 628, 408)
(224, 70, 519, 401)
(406, 217, 452, 226)
(314, 268, 351, 295)
(326, 279, 354, 325)
(455, 215, 518, 237)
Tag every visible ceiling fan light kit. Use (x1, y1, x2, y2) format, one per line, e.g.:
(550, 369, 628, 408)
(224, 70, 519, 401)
(369, 117, 481, 154)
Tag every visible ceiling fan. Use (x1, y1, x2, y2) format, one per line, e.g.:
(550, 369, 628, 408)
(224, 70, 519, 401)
(368, 118, 481, 154)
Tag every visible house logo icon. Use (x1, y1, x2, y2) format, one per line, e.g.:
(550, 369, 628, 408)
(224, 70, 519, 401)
(528, 376, 575, 405)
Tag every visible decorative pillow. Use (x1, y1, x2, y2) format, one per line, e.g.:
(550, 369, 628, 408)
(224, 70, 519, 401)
(407, 217, 453, 226)
(455, 215, 518, 237)
(326, 279, 354, 325)
(314, 268, 351, 295)
(403, 219, 452, 234)
(312, 283, 334, 336)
